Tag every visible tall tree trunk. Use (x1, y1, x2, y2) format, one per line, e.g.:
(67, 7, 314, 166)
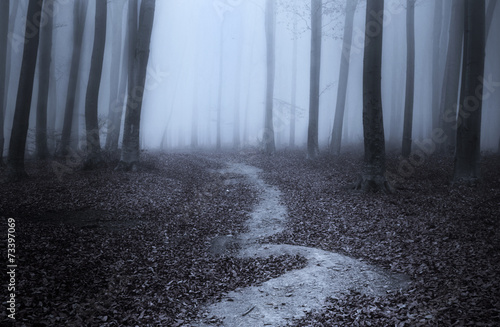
(290, 11, 298, 148)
(453, 0, 485, 182)
(353, 0, 392, 193)
(105, 0, 127, 152)
(191, 83, 199, 148)
(233, 66, 241, 149)
(402, 0, 415, 157)
(307, 0, 322, 159)
(84, 0, 107, 167)
(6, 0, 44, 180)
(329, 0, 358, 155)
(60, 0, 88, 156)
(431, 0, 443, 131)
(35, 0, 54, 160)
(216, 27, 223, 150)
(118, 0, 156, 171)
(0, 0, 9, 167)
(264, 0, 276, 154)
(439, 0, 464, 154)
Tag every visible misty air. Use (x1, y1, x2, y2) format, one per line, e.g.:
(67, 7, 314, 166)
(1, 0, 499, 326)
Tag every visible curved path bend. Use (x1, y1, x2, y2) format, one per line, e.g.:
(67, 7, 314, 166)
(194, 163, 409, 327)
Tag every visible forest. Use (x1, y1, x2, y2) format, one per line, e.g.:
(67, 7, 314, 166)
(0, 0, 499, 326)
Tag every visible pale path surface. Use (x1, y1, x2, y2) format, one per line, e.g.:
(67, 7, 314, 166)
(194, 163, 409, 327)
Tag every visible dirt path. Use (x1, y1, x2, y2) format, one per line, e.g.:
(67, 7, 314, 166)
(194, 163, 409, 326)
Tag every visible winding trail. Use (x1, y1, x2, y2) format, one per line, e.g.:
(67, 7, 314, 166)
(194, 163, 409, 326)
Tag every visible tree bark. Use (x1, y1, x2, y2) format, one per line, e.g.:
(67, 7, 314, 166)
(402, 0, 415, 157)
(60, 0, 88, 156)
(84, 0, 107, 167)
(290, 11, 298, 148)
(431, 0, 443, 131)
(439, 0, 464, 153)
(0, 0, 9, 167)
(264, 0, 276, 154)
(307, 0, 322, 159)
(216, 27, 223, 151)
(105, 0, 128, 152)
(330, 0, 358, 155)
(353, 0, 392, 193)
(6, 0, 44, 180)
(118, 0, 156, 171)
(453, 0, 485, 182)
(35, 0, 54, 160)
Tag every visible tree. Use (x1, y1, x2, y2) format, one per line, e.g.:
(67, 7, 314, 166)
(438, 0, 464, 153)
(6, 0, 44, 180)
(105, 0, 128, 152)
(290, 8, 298, 148)
(402, 0, 415, 157)
(329, 0, 358, 155)
(453, 0, 485, 182)
(0, 0, 9, 167)
(431, 0, 444, 131)
(307, 0, 322, 159)
(84, 0, 107, 167)
(263, 0, 276, 154)
(60, 0, 88, 156)
(216, 24, 223, 150)
(352, 0, 392, 193)
(35, 0, 54, 160)
(118, 0, 156, 171)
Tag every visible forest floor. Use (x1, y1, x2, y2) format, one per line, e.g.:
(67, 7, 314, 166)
(0, 148, 499, 326)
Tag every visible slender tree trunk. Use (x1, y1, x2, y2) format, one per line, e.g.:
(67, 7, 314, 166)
(233, 66, 241, 149)
(330, 0, 358, 155)
(264, 0, 276, 154)
(118, 0, 156, 170)
(453, 0, 485, 182)
(0, 0, 9, 167)
(6, 0, 44, 180)
(216, 27, 223, 150)
(290, 12, 298, 148)
(439, 0, 464, 153)
(60, 1, 88, 156)
(307, 0, 322, 159)
(431, 0, 443, 131)
(402, 0, 415, 157)
(84, 0, 107, 167)
(35, 0, 54, 160)
(105, 0, 127, 152)
(353, 0, 392, 193)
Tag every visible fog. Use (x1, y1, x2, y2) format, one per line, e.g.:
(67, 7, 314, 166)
(3, 0, 500, 155)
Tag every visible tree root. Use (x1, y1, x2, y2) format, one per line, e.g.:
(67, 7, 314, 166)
(351, 174, 395, 194)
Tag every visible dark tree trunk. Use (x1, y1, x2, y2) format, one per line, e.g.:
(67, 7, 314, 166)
(352, 0, 392, 193)
(0, 0, 9, 167)
(439, 0, 464, 153)
(233, 65, 241, 149)
(264, 0, 276, 154)
(35, 0, 54, 160)
(84, 0, 107, 167)
(307, 0, 322, 159)
(453, 0, 485, 182)
(402, 0, 415, 157)
(118, 0, 156, 171)
(330, 0, 358, 155)
(105, 0, 128, 152)
(60, 1, 88, 156)
(290, 12, 298, 148)
(431, 0, 443, 131)
(191, 84, 199, 148)
(6, 0, 44, 180)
